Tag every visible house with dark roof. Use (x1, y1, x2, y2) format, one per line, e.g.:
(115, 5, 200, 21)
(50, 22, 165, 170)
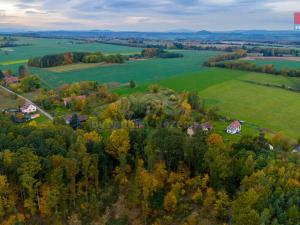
(226, 120, 241, 134)
(65, 114, 88, 125)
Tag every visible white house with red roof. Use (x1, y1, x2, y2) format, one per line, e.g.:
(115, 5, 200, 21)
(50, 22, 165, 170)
(226, 120, 241, 134)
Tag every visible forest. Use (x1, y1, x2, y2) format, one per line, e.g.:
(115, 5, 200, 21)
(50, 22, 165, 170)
(0, 83, 299, 225)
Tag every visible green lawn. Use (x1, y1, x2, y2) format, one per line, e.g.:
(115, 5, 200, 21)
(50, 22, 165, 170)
(199, 79, 300, 139)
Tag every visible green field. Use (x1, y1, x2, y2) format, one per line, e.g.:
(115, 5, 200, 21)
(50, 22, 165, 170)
(27, 50, 220, 88)
(0, 36, 141, 63)
(135, 68, 300, 138)
(200, 80, 300, 138)
(244, 59, 300, 69)
(2, 36, 300, 139)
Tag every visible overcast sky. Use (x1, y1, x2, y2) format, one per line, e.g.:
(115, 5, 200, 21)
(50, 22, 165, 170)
(0, 0, 299, 31)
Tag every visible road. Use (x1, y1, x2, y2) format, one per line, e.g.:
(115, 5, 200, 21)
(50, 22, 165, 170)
(0, 85, 54, 121)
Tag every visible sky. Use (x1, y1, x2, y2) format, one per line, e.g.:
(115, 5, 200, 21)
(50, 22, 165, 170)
(0, 0, 299, 31)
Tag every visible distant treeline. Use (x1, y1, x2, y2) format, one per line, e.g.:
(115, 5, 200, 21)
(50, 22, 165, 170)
(244, 46, 300, 57)
(210, 60, 300, 77)
(204, 51, 300, 77)
(203, 50, 247, 67)
(28, 52, 125, 68)
(141, 48, 184, 58)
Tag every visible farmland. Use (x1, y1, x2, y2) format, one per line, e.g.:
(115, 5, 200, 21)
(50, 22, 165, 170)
(26, 50, 219, 88)
(242, 57, 300, 70)
(0, 36, 141, 63)
(200, 80, 300, 138)
(1, 36, 300, 138)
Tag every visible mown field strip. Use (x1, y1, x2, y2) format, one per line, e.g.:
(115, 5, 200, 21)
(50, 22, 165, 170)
(0, 59, 28, 66)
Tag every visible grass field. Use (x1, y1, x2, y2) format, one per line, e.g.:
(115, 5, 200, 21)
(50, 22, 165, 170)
(243, 59, 300, 69)
(131, 68, 300, 139)
(240, 73, 300, 90)
(0, 36, 142, 63)
(200, 80, 300, 138)
(28, 50, 220, 88)
(0, 89, 18, 110)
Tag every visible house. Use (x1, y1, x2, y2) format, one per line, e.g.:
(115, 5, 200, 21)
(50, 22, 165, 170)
(292, 146, 300, 154)
(200, 122, 213, 132)
(187, 123, 200, 136)
(187, 122, 213, 136)
(63, 95, 87, 106)
(226, 120, 241, 134)
(3, 76, 19, 85)
(20, 102, 37, 114)
(65, 114, 88, 125)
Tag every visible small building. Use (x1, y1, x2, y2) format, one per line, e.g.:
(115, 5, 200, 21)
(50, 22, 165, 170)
(20, 102, 37, 114)
(200, 122, 213, 132)
(65, 114, 88, 125)
(63, 95, 87, 106)
(3, 76, 19, 85)
(30, 113, 41, 120)
(187, 122, 213, 136)
(226, 120, 241, 135)
(292, 146, 300, 154)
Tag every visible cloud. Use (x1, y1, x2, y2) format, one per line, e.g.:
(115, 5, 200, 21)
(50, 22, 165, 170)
(0, 0, 297, 31)
(265, 1, 300, 13)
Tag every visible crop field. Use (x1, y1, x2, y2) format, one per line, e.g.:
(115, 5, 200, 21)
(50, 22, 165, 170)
(28, 50, 220, 88)
(0, 36, 142, 63)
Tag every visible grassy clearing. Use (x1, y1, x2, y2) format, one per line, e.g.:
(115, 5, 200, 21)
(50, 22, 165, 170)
(199, 80, 300, 139)
(0, 59, 28, 66)
(0, 89, 19, 110)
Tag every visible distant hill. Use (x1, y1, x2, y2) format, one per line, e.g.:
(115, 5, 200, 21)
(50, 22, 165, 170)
(2, 29, 300, 43)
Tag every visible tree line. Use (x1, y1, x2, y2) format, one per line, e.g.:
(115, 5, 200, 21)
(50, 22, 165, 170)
(28, 52, 125, 68)
(204, 51, 300, 77)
